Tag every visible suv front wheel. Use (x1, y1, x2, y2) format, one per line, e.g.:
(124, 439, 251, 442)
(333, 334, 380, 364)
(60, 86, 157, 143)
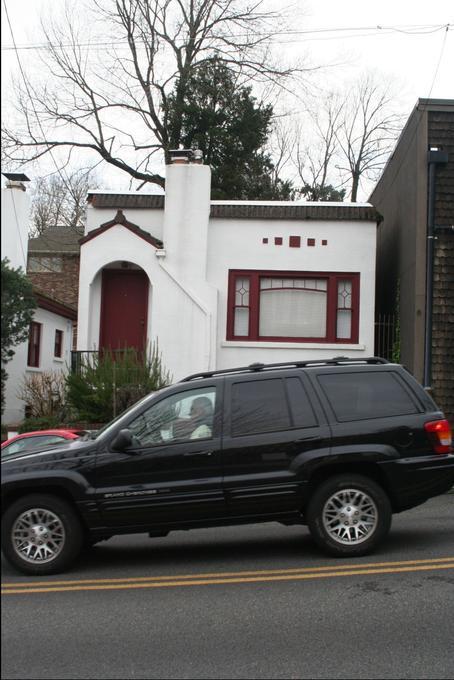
(307, 474, 392, 557)
(1, 494, 84, 576)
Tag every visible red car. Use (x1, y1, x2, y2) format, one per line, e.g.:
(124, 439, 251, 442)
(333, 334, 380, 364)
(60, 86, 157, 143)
(1, 429, 85, 457)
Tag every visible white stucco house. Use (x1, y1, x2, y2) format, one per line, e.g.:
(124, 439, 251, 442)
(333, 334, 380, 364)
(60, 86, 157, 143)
(78, 151, 380, 381)
(1, 175, 77, 426)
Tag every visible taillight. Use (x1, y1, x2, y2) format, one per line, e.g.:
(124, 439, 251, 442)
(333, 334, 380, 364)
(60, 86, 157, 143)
(424, 420, 453, 454)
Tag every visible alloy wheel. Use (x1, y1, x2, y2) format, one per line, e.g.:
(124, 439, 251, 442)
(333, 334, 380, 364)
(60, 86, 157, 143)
(322, 488, 378, 545)
(11, 507, 66, 564)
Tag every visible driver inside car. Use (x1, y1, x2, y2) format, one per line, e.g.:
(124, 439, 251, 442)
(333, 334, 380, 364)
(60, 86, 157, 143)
(187, 396, 213, 439)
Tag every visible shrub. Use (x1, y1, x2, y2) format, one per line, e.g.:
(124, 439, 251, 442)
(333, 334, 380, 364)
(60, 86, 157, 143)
(17, 370, 69, 420)
(18, 416, 61, 433)
(66, 343, 171, 424)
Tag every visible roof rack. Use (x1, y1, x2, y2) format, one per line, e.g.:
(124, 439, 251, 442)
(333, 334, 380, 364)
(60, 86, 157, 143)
(180, 356, 389, 382)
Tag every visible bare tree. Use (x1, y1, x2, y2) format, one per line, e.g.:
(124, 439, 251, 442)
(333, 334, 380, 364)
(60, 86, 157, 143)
(294, 93, 346, 201)
(30, 168, 99, 235)
(287, 75, 403, 202)
(336, 74, 403, 202)
(3, 0, 308, 189)
(267, 118, 295, 186)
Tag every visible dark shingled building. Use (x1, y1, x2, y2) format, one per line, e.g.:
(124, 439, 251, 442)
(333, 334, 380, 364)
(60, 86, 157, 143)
(370, 99, 454, 423)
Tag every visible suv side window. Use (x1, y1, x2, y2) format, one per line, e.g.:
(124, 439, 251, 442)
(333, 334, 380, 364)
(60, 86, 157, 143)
(231, 378, 291, 436)
(286, 377, 318, 428)
(318, 371, 420, 422)
(128, 387, 216, 446)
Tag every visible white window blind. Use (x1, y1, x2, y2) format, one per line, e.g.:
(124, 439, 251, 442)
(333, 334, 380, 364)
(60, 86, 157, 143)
(259, 287, 327, 337)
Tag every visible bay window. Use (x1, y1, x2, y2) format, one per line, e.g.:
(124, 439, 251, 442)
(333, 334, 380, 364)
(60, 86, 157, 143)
(227, 270, 359, 343)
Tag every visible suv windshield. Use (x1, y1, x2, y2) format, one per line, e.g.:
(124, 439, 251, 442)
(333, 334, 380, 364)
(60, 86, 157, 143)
(91, 392, 158, 441)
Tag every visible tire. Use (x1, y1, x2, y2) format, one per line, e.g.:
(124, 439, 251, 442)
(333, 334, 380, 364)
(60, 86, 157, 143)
(306, 474, 392, 557)
(1, 494, 84, 576)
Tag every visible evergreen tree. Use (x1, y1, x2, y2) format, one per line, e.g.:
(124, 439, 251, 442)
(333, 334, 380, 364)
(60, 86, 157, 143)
(167, 60, 293, 200)
(1, 259, 36, 413)
(300, 183, 346, 201)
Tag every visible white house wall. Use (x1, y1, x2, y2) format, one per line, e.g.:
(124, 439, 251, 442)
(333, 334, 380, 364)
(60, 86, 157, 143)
(86, 203, 164, 241)
(3, 308, 73, 425)
(207, 217, 377, 369)
(78, 217, 376, 382)
(77, 224, 215, 382)
(1, 185, 30, 271)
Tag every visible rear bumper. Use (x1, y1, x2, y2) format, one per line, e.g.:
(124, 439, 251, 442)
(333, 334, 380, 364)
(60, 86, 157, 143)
(380, 453, 454, 512)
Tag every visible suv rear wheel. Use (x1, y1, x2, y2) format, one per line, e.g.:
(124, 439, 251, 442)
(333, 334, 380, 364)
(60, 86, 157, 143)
(1, 494, 83, 576)
(307, 474, 392, 557)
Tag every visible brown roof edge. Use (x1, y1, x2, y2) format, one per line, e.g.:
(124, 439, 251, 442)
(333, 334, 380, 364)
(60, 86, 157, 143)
(33, 287, 78, 321)
(86, 193, 381, 222)
(209, 204, 381, 222)
(88, 193, 165, 209)
(79, 210, 163, 248)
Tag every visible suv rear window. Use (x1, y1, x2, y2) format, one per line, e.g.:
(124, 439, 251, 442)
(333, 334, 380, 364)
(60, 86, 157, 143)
(231, 379, 291, 436)
(286, 377, 318, 428)
(318, 371, 420, 422)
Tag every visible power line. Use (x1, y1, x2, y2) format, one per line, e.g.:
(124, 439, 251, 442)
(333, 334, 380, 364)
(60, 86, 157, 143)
(370, 25, 451, 199)
(1, 23, 451, 51)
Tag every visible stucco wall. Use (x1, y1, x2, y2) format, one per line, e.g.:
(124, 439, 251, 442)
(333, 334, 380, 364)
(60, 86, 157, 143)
(86, 203, 164, 241)
(208, 216, 377, 368)
(1, 185, 30, 271)
(78, 216, 376, 381)
(77, 225, 216, 382)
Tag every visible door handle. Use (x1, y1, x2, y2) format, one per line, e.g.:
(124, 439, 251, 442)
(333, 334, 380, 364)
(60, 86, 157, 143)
(295, 436, 321, 443)
(183, 450, 214, 457)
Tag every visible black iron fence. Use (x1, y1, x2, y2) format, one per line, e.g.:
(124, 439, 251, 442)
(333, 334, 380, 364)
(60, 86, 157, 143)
(374, 314, 398, 362)
(73, 319, 399, 377)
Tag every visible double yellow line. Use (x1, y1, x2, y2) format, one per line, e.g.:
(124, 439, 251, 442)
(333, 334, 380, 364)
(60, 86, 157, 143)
(2, 557, 454, 595)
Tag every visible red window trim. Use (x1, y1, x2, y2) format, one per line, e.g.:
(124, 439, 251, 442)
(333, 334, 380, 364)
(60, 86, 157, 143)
(54, 329, 63, 358)
(27, 322, 42, 367)
(227, 270, 360, 343)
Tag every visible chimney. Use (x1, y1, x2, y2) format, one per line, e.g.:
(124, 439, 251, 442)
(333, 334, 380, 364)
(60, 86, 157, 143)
(3, 172, 30, 191)
(1, 172, 31, 271)
(162, 149, 211, 284)
(168, 148, 204, 165)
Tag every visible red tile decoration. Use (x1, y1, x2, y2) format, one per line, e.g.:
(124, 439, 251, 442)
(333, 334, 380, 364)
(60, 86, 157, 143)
(262, 237, 269, 244)
(274, 237, 283, 245)
(322, 239, 328, 246)
(307, 238, 316, 246)
(289, 236, 301, 248)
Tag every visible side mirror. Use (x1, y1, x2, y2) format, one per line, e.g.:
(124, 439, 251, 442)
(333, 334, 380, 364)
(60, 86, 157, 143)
(111, 429, 133, 452)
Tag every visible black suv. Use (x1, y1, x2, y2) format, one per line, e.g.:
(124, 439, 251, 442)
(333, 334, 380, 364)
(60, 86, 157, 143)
(2, 357, 453, 575)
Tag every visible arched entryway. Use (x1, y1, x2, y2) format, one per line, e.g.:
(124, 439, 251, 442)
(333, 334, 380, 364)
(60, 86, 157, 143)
(99, 263, 149, 352)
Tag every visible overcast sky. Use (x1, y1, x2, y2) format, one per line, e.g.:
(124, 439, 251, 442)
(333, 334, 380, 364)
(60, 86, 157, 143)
(1, 0, 453, 194)
(289, 0, 453, 102)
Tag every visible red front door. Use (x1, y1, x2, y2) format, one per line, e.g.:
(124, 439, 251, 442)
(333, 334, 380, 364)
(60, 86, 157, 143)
(100, 270, 149, 352)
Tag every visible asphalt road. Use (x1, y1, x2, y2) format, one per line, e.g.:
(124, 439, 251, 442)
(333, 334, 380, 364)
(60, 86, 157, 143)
(2, 493, 454, 680)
